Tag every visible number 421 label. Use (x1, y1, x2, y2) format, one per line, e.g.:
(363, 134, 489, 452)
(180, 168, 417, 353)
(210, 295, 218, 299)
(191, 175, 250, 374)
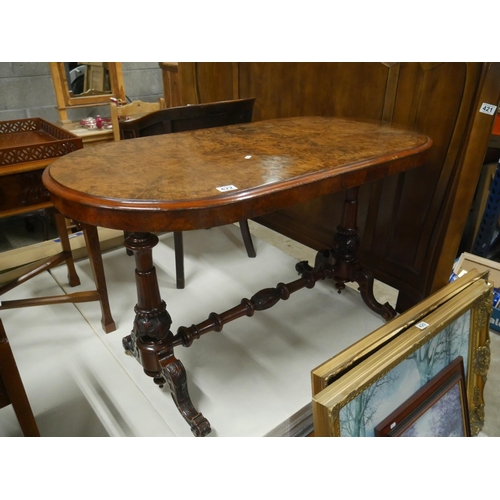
(479, 103, 497, 115)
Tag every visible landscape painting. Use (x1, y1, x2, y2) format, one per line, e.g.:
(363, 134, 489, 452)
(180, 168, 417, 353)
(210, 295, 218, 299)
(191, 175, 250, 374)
(374, 356, 470, 437)
(398, 381, 466, 437)
(338, 310, 470, 437)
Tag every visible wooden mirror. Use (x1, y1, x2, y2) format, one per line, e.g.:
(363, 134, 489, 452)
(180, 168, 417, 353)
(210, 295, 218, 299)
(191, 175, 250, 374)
(50, 62, 126, 123)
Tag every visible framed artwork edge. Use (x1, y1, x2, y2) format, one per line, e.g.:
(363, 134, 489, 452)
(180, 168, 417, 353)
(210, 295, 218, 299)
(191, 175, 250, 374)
(312, 275, 492, 437)
(311, 268, 489, 396)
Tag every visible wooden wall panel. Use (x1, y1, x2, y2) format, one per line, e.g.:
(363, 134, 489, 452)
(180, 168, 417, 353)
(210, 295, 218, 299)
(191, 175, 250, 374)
(239, 62, 390, 121)
(177, 62, 500, 311)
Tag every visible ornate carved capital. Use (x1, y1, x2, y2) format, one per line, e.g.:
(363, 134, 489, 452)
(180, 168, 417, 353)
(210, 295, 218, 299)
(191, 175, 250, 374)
(133, 301, 172, 341)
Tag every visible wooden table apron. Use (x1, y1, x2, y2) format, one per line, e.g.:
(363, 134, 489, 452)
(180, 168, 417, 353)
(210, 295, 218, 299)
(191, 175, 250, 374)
(42, 116, 432, 436)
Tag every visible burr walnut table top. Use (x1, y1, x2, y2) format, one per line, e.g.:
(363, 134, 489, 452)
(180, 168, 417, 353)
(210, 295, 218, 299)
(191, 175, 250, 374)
(42, 116, 432, 232)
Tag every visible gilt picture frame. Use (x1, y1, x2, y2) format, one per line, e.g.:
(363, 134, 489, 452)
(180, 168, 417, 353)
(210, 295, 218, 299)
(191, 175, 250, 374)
(311, 268, 489, 396)
(312, 272, 492, 436)
(374, 356, 471, 437)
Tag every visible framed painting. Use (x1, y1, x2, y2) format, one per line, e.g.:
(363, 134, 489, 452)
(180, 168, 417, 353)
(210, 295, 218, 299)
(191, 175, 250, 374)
(312, 271, 492, 436)
(311, 268, 489, 395)
(374, 356, 471, 437)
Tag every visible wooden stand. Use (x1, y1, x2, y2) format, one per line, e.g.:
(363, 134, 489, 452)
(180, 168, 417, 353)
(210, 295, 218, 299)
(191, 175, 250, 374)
(0, 118, 116, 333)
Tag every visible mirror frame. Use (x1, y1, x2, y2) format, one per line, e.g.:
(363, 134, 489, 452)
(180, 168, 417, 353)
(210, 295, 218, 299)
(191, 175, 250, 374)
(50, 62, 126, 122)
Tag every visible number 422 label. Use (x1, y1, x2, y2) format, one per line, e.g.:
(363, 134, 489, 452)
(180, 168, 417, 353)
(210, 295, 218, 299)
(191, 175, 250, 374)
(479, 103, 497, 115)
(216, 185, 238, 192)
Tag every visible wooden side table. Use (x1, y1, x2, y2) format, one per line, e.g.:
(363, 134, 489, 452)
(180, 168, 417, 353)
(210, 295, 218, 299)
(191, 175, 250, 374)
(0, 118, 115, 333)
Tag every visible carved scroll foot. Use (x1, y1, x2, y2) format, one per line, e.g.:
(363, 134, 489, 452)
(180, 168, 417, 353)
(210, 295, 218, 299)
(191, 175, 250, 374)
(355, 269, 396, 321)
(160, 356, 211, 437)
(123, 331, 211, 436)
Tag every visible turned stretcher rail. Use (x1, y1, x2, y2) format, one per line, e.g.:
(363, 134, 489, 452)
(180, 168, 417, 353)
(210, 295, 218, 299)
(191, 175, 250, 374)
(173, 262, 335, 348)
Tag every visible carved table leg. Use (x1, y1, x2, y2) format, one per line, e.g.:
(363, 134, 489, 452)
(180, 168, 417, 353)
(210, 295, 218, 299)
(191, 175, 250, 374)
(122, 232, 211, 437)
(331, 187, 396, 321)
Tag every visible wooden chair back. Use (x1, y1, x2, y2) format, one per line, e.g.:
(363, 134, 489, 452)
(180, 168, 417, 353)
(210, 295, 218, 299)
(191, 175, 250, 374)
(110, 98, 166, 141)
(117, 97, 257, 289)
(0, 319, 40, 436)
(118, 98, 255, 140)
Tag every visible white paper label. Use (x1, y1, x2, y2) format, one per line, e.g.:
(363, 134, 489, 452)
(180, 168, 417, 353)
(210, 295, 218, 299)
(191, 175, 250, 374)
(216, 185, 238, 192)
(416, 321, 429, 330)
(479, 103, 497, 115)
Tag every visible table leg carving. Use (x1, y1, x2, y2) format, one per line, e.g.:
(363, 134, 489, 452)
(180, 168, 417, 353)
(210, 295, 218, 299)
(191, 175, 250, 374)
(122, 232, 211, 436)
(160, 355, 211, 437)
(330, 187, 396, 321)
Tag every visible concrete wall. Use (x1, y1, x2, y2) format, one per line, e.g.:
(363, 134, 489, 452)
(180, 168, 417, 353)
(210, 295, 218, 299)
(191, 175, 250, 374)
(0, 62, 164, 123)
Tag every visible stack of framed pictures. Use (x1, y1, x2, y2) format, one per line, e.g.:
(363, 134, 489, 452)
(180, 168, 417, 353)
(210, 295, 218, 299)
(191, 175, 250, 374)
(312, 269, 492, 437)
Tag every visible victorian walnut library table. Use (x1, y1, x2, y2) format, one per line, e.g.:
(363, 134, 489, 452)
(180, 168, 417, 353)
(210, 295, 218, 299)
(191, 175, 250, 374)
(42, 116, 432, 436)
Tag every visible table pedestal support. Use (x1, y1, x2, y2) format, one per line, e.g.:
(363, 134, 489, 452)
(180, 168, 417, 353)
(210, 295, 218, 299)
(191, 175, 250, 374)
(122, 232, 211, 437)
(330, 187, 396, 321)
(122, 188, 395, 436)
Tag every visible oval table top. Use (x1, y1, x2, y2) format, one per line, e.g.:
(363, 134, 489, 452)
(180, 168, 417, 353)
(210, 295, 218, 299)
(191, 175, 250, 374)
(42, 116, 432, 232)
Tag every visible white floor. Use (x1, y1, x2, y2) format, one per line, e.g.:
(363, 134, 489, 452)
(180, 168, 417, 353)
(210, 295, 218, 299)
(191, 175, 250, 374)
(0, 224, 393, 437)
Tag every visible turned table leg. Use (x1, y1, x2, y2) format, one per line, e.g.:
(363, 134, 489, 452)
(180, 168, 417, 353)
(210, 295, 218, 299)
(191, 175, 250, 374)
(331, 187, 396, 321)
(122, 232, 211, 437)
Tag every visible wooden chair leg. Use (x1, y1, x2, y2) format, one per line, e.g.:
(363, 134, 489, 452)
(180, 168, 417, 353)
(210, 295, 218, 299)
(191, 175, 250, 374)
(53, 210, 80, 287)
(173, 231, 185, 289)
(239, 219, 256, 258)
(82, 224, 117, 333)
